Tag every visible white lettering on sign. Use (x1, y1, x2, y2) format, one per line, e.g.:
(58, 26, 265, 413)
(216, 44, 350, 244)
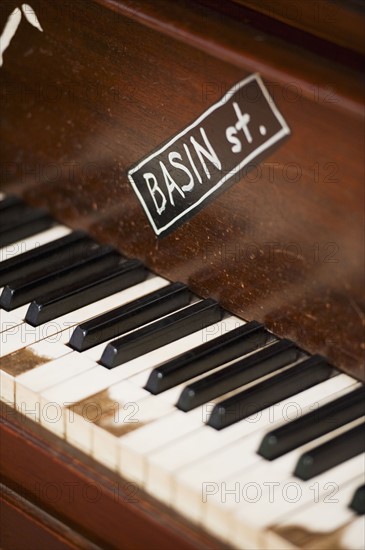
(145, 127, 223, 214)
(128, 73, 290, 236)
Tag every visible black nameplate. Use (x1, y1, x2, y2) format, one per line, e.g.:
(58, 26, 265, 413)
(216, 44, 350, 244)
(128, 74, 290, 236)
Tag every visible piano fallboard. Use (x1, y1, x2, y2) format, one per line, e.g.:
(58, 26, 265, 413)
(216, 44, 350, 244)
(0, 0, 364, 379)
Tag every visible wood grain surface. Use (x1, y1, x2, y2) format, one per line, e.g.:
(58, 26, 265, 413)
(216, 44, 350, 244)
(226, 0, 365, 55)
(0, 0, 363, 382)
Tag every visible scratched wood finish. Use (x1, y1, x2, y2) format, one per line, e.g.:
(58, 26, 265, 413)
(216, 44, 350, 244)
(0, 0, 364, 382)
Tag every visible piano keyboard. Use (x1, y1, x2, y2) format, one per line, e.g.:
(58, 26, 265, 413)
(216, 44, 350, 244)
(1, 195, 364, 550)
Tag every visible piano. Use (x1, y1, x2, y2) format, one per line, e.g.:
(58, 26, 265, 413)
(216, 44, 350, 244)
(0, 0, 364, 548)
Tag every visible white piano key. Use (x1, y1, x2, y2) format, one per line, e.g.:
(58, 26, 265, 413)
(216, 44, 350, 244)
(70, 317, 243, 459)
(82, 317, 242, 389)
(0, 225, 71, 262)
(145, 374, 359, 507)
(0, 313, 241, 421)
(124, 341, 304, 414)
(0, 276, 167, 357)
(15, 353, 95, 422)
(93, 372, 226, 472)
(0, 319, 48, 356)
(0, 303, 32, 326)
(132, 367, 286, 497)
(0, 310, 23, 332)
(117, 365, 301, 487)
(112, 317, 247, 411)
(234, 414, 364, 490)
(259, 532, 303, 550)
(265, 474, 364, 550)
(40, 313, 224, 441)
(0, 340, 71, 406)
(136, 359, 297, 493)
(115, 327, 280, 482)
(340, 517, 365, 550)
(126, 316, 245, 388)
(253, 474, 365, 550)
(91, 386, 155, 467)
(93, 388, 171, 467)
(0, 298, 230, 422)
(204, 451, 365, 544)
(172, 375, 359, 522)
(8, 312, 236, 468)
(67, 380, 150, 455)
(39, 366, 120, 436)
(226, 414, 365, 538)
(118, 408, 204, 483)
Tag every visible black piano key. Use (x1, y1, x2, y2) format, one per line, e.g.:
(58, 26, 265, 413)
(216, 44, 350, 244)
(0, 209, 54, 247)
(294, 422, 365, 481)
(0, 231, 94, 287)
(207, 354, 334, 430)
(177, 339, 301, 413)
(0, 245, 121, 310)
(0, 195, 25, 226)
(0, 195, 23, 212)
(0, 202, 27, 229)
(25, 259, 147, 326)
(68, 282, 192, 352)
(100, 299, 223, 369)
(349, 485, 365, 515)
(259, 386, 365, 460)
(146, 321, 274, 395)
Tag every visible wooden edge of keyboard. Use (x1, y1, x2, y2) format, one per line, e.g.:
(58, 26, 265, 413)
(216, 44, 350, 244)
(206, 0, 365, 57)
(0, 401, 228, 550)
(1, 482, 104, 550)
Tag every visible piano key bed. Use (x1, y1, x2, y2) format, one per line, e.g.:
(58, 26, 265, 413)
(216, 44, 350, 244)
(0, 195, 364, 550)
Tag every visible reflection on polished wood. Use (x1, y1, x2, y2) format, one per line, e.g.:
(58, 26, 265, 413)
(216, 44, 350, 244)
(1, 0, 363, 378)
(0, 1, 364, 547)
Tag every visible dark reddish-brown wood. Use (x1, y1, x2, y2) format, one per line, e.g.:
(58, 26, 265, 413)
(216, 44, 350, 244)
(228, 0, 365, 55)
(0, 483, 102, 550)
(0, 1, 364, 547)
(1, 0, 363, 379)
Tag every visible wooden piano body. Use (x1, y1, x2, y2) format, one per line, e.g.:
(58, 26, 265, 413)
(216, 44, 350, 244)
(0, 0, 364, 548)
